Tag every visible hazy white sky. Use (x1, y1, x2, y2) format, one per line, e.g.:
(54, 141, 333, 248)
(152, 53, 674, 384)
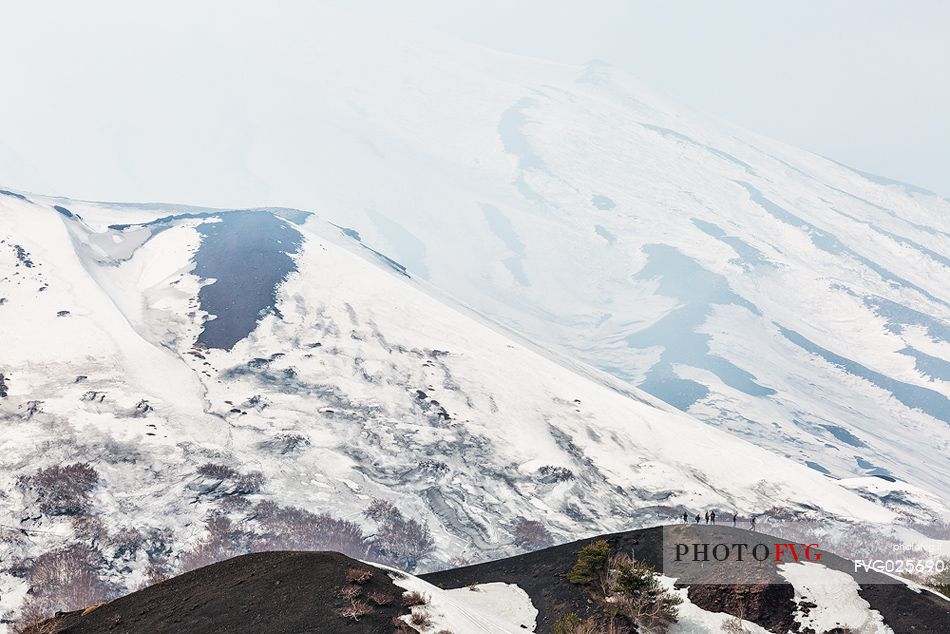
(376, 0, 950, 195)
(1, 1, 947, 196)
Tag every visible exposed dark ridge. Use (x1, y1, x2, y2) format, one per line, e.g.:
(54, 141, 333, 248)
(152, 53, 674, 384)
(422, 525, 950, 634)
(424, 527, 664, 632)
(0, 189, 29, 201)
(93, 199, 313, 222)
(259, 207, 313, 226)
(23, 527, 950, 634)
(29, 551, 404, 634)
(329, 221, 362, 241)
(641, 123, 754, 172)
(105, 207, 310, 237)
(360, 243, 409, 277)
(107, 211, 216, 231)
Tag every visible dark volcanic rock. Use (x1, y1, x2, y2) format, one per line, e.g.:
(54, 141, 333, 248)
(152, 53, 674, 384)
(24, 527, 950, 634)
(13, 244, 34, 267)
(423, 525, 950, 634)
(192, 211, 303, 351)
(686, 584, 798, 633)
(424, 527, 667, 631)
(0, 189, 29, 201)
(29, 552, 405, 634)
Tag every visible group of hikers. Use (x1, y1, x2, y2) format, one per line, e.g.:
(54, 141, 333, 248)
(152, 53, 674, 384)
(682, 510, 756, 530)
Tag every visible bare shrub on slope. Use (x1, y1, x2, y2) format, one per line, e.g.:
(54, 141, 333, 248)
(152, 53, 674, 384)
(17, 545, 116, 631)
(364, 499, 434, 572)
(19, 463, 99, 516)
(253, 500, 369, 557)
(513, 517, 554, 550)
(180, 516, 253, 572)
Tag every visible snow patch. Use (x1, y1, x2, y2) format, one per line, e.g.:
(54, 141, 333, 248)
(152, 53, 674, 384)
(778, 562, 894, 634)
(389, 568, 537, 633)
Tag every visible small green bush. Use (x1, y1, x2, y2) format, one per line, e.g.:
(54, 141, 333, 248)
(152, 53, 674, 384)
(615, 557, 660, 596)
(565, 544, 682, 633)
(610, 555, 682, 631)
(567, 540, 610, 585)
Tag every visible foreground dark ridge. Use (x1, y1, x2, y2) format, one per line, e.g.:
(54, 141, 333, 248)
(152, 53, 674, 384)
(423, 525, 950, 633)
(27, 551, 404, 634)
(28, 526, 950, 634)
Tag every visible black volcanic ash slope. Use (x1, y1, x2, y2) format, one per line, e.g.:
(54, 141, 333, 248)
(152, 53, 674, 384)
(28, 552, 405, 634)
(27, 527, 950, 634)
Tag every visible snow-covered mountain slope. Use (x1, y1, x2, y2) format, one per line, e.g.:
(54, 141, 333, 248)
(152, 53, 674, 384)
(2, 191, 942, 627)
(299, 49, 950, 508)
(1, 4, 943, 511)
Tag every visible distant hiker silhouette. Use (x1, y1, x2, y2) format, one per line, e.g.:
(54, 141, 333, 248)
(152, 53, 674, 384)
(704, 511, 709, 524)
(695, 514, 700, 523)
(732, 513, 737, 527)
(682, 511, 689, 523)
(750, 515, 756, 531)
(710, 511, 716, 524)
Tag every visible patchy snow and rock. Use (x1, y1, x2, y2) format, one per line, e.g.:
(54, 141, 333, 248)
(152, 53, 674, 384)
(390, 569, 536, 633)
(779, 562, 894, 634)
(660, 576, 771, 634)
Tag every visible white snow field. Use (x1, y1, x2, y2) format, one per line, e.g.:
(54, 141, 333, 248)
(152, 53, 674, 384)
(779, 562, 894, 633)
(0, 4, 945, 520)
(391, 571, 537, 634)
